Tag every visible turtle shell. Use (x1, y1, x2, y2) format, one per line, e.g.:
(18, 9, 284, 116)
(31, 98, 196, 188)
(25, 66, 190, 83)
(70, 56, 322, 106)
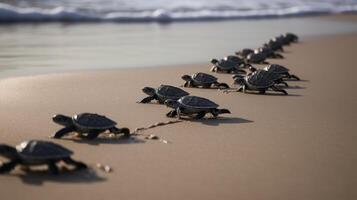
(257, 47, 274, 57)
(225, 55, 244, 65)
(192, 72, 217, 84)
(216, 59, 236, 70)
(247, 70, 275, 88)
(73, 113, 117, 129)
(178, 96, 219, 109)
(156, 85, 189, 100)
(254, 69, 282, 81)
(285, 33, 298, 42)
(264, 64, 289, 74)
(247, 53, 266, 63)
(16, 140, 72, 160)
(238, 49, 254, 57)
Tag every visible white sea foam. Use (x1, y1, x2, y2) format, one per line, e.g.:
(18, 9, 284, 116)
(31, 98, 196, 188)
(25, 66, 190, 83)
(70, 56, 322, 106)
(0, 0, 356, 23)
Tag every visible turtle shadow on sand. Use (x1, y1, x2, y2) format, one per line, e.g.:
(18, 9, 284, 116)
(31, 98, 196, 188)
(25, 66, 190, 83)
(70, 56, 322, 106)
(60, 135, 146, 146)
(287, 85, 306, 89)
(229, 90, 303, 97)
(185, 116, 253, 126)
(286, 79, 309, 82)
(9, 168, 105, 186)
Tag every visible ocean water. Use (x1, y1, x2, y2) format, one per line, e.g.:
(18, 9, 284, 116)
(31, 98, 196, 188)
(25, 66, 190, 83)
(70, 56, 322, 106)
(0, 1, 357, 79)
(0, 0, 356, 23)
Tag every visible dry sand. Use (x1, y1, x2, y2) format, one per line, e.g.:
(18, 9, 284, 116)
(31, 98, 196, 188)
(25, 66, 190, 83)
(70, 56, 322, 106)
(0, 30, 357, 200)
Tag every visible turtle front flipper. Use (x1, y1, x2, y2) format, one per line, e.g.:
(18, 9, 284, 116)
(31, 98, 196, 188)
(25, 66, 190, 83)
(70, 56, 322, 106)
(83, 130, 101, 140)
(166, 110, 177, 118)
(210, 66, 217, 72)
(0, 160, 18, 173)
(275, 53, 284, 59)
(194, 112, 206, 119)
(139, 95, 156, 103)
(109, 127, 130, 137)
(63, 157, 87, 170)
(53, 127, 75, 139)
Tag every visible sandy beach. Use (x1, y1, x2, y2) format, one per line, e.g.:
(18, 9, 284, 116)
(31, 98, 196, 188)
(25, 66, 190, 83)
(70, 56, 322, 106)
(1, 19, 357, 200)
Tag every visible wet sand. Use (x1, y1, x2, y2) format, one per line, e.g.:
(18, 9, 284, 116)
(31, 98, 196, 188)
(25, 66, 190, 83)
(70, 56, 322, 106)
(0, 25, 357, 200)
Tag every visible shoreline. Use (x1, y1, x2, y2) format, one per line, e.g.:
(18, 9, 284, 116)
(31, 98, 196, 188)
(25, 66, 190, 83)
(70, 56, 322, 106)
(0, 32, 356, 200)
(0, 14, 357, 80)
(1, 30, 357, 82)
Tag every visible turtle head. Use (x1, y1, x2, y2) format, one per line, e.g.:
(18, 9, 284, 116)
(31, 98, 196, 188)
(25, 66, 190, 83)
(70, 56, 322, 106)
(210, 58, 219, 64)
(0, 144, 18, 159)
(164, 99, 180, 109)
(142, 87, 156, 96)
(52, 114, 73, 127)
(181, 75, 192, 81)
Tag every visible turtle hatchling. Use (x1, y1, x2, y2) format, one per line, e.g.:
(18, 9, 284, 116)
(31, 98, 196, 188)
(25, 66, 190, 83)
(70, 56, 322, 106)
(248, 66, 289, 87)
(235, 48, 254, 58)
(264, 39, 284, 52)
(0, 140, 87, 174)
(246, 52, 268, 64)
(164, 95, 231, 119)
(233, 70, 288, 95)
(284, 32, 298, 43)
(140, 84, 189, 104)
(181, 72, 229, 89)
(52, 113, 130, 139)
(255, 47, 284, 59)
(210, 58, 242, 74)
(264, 64, 300, 80)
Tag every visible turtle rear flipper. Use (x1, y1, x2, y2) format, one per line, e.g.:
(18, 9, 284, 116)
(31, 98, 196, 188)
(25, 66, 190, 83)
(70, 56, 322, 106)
(0, 160, 18, 173)
(214, 82, 229, 89)
(109, 127, 130, 137)
(271, 85, 288, 95)
(63, 157, 87, 170)
(289, 74, 300, 80)
(211, 108, 231, 117)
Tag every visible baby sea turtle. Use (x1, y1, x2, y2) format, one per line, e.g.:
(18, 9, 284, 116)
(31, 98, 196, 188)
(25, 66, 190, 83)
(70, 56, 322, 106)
(224, 55, 246, 67)
(246, 52, 268, 64)
(164, 95, 231, 119)
(140, 85, 189, 104)
(52, 113, 130, 139)
(276, 34, 291, 46)
(284, 32, 298, 43)
(264, 39, 284, 52)
(248, 66, 289, 87)
(235, 48, 254, 58)
(182, 72, 229, 89)
(224, 55, 248, 73)
(210, 58, 241, 73)
(233, 70, 288, 95)
(0, 140, 87, 174)
(264, 64, 300, 80)
(255, 47, 284, 59)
